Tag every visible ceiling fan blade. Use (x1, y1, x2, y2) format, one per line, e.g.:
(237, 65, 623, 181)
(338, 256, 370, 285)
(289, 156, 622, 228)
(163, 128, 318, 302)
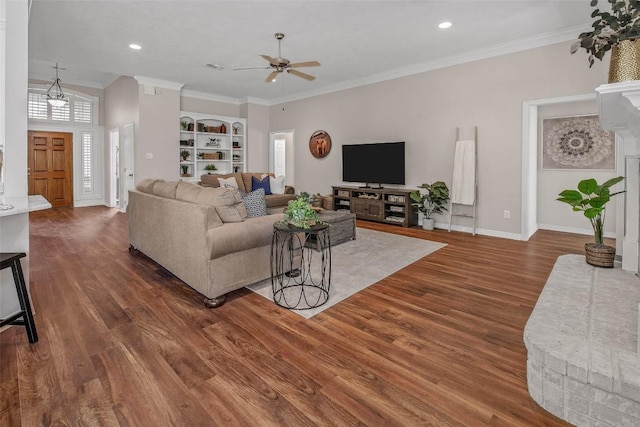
(260, 54, 276, 64)
(232, 66, 271, 70)
(288, 60, 320, 68)
(287, 69, 315, 81)
(265, 70, 279, 83)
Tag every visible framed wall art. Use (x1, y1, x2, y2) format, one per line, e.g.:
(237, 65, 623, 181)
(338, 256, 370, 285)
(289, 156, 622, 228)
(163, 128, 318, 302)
(309, 130, 332, 159)
(541, 114, 615, 170)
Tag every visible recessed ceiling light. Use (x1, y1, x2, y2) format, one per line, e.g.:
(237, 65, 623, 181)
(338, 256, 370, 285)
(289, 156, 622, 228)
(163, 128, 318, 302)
(204, 63, 225, 70)
(438, 22, 452, 29)
(129, 43, 142, 50)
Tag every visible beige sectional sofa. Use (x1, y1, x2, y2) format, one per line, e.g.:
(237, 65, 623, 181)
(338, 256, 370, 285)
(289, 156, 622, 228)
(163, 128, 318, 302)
(200, 172, 296, 213)
(127, 179, 299, 307)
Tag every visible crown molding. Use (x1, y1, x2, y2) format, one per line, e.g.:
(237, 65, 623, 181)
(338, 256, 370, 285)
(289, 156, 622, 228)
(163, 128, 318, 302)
(181, 89, 241, 105)
(269, 25, 585, 106)
(240, 96, 270, 106)
(28, 72, 106, 90)
(134, 75, 184, 91)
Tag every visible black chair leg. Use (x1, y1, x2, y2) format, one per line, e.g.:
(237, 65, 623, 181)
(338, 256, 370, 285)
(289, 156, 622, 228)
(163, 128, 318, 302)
(0, 253, 38, 344)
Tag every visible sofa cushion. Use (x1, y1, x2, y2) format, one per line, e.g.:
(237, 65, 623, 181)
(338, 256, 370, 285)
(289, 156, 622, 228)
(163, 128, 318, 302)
(153, 181, 179, 199)
(136, 178, 159, 194)
(269, 175, 286, 194)
(265, 193, 298, 209)
(207, 213, 284, 259)
(175, 181, 203, 202)
(251, 175, 271, 195)
(200, 173, 245, 192)
(216, 203, 248, 223)
(240, 188, 268, 217)
(241, 173, 273, 195)
(218, 176, 239, 189)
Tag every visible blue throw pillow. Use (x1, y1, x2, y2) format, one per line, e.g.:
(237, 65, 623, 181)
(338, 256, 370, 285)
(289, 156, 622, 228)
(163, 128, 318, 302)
(251, 175, 272, 195)
(240, 188, 267, 217)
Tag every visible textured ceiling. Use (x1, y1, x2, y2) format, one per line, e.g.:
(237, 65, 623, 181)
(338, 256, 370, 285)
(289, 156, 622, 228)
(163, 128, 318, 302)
(28, 1, 595, 103)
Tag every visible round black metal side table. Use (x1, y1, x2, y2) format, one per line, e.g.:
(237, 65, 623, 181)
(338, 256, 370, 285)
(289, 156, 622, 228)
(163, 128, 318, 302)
(270, 222, 331, 309)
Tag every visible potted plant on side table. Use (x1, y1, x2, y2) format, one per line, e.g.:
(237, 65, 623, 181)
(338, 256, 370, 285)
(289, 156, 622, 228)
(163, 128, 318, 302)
(557, 176, 624, 267)
(282, 196, 326, 229)
(410, 181, 450, 230)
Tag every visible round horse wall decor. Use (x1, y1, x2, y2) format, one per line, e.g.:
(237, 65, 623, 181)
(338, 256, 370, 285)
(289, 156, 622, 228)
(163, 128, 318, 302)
(309, 130, 332, 159)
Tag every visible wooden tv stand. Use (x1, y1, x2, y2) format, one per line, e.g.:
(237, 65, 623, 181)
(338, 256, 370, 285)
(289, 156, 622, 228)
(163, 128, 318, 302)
(332, 186, 417, 227)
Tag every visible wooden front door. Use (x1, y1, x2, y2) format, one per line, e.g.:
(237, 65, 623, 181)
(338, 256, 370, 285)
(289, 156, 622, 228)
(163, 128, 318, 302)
(28, 131, 73, 207)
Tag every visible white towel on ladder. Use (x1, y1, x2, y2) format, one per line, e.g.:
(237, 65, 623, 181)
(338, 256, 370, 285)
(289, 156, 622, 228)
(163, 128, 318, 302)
(451, 139, 476, 205)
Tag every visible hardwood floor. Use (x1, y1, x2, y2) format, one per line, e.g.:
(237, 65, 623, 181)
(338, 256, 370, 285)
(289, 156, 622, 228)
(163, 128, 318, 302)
(0, 206, 594, 426)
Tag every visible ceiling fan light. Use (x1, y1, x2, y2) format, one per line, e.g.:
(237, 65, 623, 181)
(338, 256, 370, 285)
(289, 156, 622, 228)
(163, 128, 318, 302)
(438, 21, 452, 29)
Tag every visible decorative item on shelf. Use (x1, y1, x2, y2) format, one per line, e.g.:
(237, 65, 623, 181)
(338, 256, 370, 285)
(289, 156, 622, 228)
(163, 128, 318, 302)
(180, 120, 188, 130)
(233, 125, 240, 135)
(180, 140, 188, 146)
(207, 138, 221, 147)
(204, 164, 218, 174)
(220, 123, 227, 134)
(234, 165, 240, 173)
(187, 139, 194, 146)
(571, 0, 640, 83)
(197, 123, 205, 132)
(233, 140, 240, 148)
(309, 130, 332, 159)
(188, 123, 194, 131)
(557, 176, 624, 267)
(180, 165, 191, 177)
(281, 196, 327, 229)
(217, 151, 224, 160)
(410, 181, 450, 230)
(180, 149, 190, 161)
(201, 152, 221, 160)
(232, 154, 241, 161)
(357, 193, 380, 200)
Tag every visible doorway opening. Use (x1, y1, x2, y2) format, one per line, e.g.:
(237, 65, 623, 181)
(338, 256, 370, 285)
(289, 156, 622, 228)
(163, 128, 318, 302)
(269, 130, 294, 187)
(109, 128, 120, 209)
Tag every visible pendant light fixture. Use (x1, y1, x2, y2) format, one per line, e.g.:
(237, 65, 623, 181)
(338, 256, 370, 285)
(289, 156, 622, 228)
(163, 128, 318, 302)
(43, 63, 69, 107)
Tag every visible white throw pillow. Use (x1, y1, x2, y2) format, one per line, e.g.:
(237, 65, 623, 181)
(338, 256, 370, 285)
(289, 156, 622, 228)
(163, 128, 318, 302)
(217, 176, 238, 189)
(269, 176, 286, 194)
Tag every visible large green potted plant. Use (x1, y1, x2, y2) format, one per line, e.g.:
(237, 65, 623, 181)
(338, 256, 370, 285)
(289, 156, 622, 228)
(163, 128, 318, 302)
(571, 0, 640, 82)
(557, 176, 624, 267)
(409, 181, 450, 231)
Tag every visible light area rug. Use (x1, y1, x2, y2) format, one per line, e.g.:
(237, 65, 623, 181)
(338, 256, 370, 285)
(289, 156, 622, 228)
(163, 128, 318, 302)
(247, 227, 446, 319)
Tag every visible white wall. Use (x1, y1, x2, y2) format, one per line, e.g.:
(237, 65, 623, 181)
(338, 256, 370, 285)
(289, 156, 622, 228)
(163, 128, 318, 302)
(268, 41, 609, 236)
(137, 85, 180, 182)
(104, 76, 139, 197)
(241, 102, 269, 172)
(181, 96, 239, 117)
(537, 100, 618, 236)
(1, 0, 29, 317)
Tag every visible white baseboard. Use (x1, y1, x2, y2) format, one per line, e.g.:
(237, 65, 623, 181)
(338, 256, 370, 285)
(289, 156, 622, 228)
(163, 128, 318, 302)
(537, 223, 615, 239)
(434, 222, 522, 241)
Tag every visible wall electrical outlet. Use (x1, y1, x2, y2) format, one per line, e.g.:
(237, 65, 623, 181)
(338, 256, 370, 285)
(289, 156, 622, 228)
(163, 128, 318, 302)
(503, 210, 511, 219)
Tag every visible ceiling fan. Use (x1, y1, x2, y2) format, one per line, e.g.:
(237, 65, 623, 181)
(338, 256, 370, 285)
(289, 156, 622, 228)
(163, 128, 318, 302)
(233, 33, 320, 83)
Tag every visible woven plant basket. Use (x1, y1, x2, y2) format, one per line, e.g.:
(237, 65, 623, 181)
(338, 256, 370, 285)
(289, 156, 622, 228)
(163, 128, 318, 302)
(584, 243, 615, 268)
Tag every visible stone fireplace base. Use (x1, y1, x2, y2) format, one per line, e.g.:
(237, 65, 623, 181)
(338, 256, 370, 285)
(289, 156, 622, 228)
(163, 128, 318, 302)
(524, 255, 640, 426)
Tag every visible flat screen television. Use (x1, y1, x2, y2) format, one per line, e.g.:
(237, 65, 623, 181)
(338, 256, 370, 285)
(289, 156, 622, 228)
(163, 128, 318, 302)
(342, 142, 405, 188)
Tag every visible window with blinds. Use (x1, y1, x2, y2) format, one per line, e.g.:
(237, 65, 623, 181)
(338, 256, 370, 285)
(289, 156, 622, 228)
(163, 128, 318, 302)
(82, 132, 93, 193)
(27, 93, 48, 119)
(74, 101, 92, 123)
(27, 89, 95, 124)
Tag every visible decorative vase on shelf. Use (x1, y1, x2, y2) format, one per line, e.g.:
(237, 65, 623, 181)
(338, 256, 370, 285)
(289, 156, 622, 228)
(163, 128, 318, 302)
(608, 39, 640, 83)
(220, 123, 227, 134)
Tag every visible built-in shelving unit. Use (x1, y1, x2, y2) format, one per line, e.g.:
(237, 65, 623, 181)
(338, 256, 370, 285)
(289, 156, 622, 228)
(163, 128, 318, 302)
(179, 112, 247, 181)
(332, 185, 417, 227)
